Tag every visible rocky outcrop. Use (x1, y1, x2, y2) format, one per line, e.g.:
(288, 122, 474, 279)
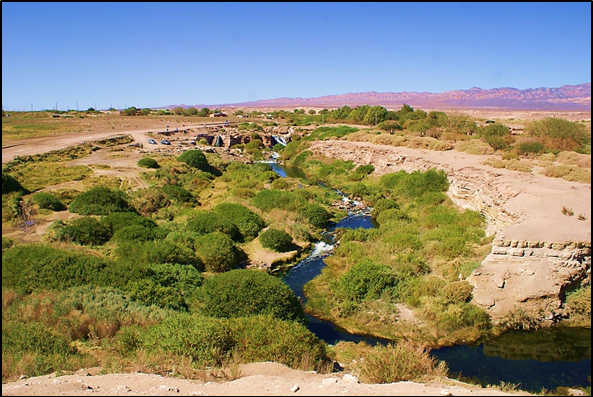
(468, 237, 591, 321)
(309, 140, 591, 321)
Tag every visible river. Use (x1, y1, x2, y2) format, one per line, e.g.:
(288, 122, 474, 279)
(269, 161, 591, 393)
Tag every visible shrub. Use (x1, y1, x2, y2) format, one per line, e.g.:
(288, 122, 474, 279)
(194, 232, 240, 272)
(111, 224, 165, 243)
(455, 139, 495, 155)
(300, 204, 332, 229)
(526, 117, 590, 152)
(259, 229, 293, 252)
(100, 212, 156, 232)
(230, 315, 327, 369)
(137, 157, 160, 169)
(177, 149, 210, 171)
(359, 342, 448, 383)
(69, 186, 134, 215)
(370, 198, 399, 218)
(2, 245, 113, 293)
(2, 172, 29, 195)
(252, 189, 304, 212)
(442, 281, 474, 304)
(2, 236, 15, 252)
(517, 141, 544, 155)
(337, 261, 399, 303)
(199, 270, 306, 323)
(213, 203, 265, 240)
(131, 187, 170, 216)
(116, 240, 199, 267)
(62, 217, 113, 246)
(32, 192, 65, 211)
(160, 184, 194, 203)
(186, 211, 240, 240)
(139, 313, 235, 365)
(380, 169, 449, 200)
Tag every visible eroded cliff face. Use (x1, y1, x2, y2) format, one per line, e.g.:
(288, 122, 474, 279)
(468, 237, 591, 321)
(309, 140, 591, 322)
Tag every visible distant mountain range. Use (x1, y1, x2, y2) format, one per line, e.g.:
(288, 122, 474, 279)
(164, 83, 591, 111)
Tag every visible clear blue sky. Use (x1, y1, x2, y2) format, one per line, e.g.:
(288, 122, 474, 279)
(2, 2, 591, 110)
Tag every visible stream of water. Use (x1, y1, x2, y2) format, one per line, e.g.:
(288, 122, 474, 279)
(269, 161, 591, 393)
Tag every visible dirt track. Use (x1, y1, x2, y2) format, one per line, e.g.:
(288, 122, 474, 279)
(1, 362, 531, 396)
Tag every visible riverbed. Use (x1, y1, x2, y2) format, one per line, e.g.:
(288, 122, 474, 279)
(270, 161, 591, 393)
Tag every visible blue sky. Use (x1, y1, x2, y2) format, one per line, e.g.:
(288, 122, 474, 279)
(2, 2, 591, 110)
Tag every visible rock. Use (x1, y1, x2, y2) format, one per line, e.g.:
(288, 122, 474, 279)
(290, 385, 300, 393)
(321, 378, 339, 386)
(18, 375, 27, 380)
(566, 388, 585, 396)
(440, 389, 453, 396)
(342, 374, 359, 384)
(118, 385, 131, 392)
(160, 385, 180, 393)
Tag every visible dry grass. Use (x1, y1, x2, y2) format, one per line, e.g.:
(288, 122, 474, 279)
(358, 341, 448, 384)
(484, 157, 532, 173)
(543, 165, 591, 183)
(455, 139, 495, 155)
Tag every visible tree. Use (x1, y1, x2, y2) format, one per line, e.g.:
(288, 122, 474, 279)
(349, 105, 370, 123)
(363, 106, 387, 126)
(378, 121, 403, 134)
(308, 109, 317, 115)
(173, 107, 184, 116)
(198, 107, 211, 117)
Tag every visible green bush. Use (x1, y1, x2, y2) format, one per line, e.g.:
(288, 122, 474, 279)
(137, 157, 160, 169)
(526, 117, 591, 153)
(2, 245, 112, 293)
(259, 229, 293, 252)
(160, 184, 194, 203)
(252, 189, 304, 212)
(62, 217, 113, 246)
(213, 203, 265, 240)
(337, 261, 399, 303)
(100, 212, 156, 232)
(370, 198, 399, 219)
(2, 236, 15, 252)
(2, 172, 29, 195)
(177, 149, 210, 171)
(186, 211, 241, 240)
(300, 204, 332, 229)
(380, 170, 449, 200)
(69, 186, 134, 215)
(230, 315, 327, 369)
(125, 279, 188, 311)
(194, 232, 240, 272)
(2, 321, 76, 356)
(517, 141, 545, 155)
(140, 313, 235, 365)
(111, 224, 165, 243)
(31, 192, 66, 211)
(116, 240, 199, 267)
(199, 270, 305, 323)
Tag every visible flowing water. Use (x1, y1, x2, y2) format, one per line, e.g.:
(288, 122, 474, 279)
(270, 162, 591, 393)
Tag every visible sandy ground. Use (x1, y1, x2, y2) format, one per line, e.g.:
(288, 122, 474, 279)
(1, 362, 531, 396)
